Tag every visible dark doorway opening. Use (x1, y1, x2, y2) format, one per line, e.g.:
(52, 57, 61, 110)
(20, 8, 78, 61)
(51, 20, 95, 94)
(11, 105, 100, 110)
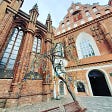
(88, 70, 111, 96)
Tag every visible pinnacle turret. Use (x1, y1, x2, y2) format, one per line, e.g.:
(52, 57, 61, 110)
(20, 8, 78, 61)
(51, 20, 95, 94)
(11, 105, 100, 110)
(46, 13, 52, 32)
(47, 13, 51, 21)
(32, 3, 38, 12)
(29, 3, 39, 23)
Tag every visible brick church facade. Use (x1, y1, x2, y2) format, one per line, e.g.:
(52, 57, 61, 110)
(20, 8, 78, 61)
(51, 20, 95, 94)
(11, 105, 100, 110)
(0, 0, 112, 107)
(54, 1, 112, 97)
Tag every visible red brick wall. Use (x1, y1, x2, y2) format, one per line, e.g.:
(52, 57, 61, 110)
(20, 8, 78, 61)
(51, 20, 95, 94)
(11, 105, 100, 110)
(0, 79, 12, 97)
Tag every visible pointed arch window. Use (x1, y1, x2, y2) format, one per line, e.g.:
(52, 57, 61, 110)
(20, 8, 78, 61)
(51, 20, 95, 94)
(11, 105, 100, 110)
(80, 39, 95, 58)
(76, 32, 100, 59)
(32, 35, 41, 53)
(66, 20, 70, 26)
(96, 13, 101, 18)
(85, 11, 91, 17)
(61, 23, 64, 28)
(92, 7, 98, 13)
(70, 8, 73, 14)
(105, 9, 110, 14)
(0, 27, 24, 70)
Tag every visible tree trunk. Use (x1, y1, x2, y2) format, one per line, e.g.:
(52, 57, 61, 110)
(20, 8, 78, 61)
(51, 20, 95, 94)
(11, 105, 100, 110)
(54, 65, 76, 101)
(58, 74, 76, 101)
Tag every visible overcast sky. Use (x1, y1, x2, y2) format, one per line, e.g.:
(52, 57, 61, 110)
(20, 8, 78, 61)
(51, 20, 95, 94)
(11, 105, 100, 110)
(21, 0, 109, 28)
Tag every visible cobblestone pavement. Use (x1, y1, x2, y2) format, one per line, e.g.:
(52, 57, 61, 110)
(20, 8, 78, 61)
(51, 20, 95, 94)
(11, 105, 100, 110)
(0, 96, 112, 112)
(77, 96, 112, 112)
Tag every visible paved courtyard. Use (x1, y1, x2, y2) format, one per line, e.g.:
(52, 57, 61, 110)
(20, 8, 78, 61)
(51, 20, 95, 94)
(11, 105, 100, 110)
(0, 96, 112, 112)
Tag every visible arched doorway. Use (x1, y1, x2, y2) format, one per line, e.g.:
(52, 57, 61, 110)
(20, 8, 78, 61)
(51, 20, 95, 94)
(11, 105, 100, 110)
(88, 70, 111, 96)
(59, 81, 64, 95)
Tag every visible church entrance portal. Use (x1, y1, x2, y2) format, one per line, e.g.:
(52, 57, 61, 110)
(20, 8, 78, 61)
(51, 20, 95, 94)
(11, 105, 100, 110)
(88, 70, 111, 96)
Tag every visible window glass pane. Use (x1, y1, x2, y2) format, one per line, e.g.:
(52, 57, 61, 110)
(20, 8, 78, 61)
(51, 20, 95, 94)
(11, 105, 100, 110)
(5, 48, 12, 53)
(37, 50, 40, 53)
(38, 38, 41, 41)
(13, 46, 19, 51)
(70, 9, 73, 13)
(15, 42, 20, 47)
(37, 42, 41, 46)
(32, 43, 37, 52)
(33, 38, 37, 48)
(37, 46, 41, 49)
(1, 57, 8, 64)
(8, 40, 14, 45)
(10, 54, 17, 60)
(3, 52, 10, 58)
(12, 50, 18, 55)
(96, 14, 101, 18)
(93, 8, 97, 12)
(67, 21, 70, 26)
(18, 27, 21, 30)
(88, 17, 93, 21)
(80, 39, 95, 58)
(17, 34, 22, 40)
(81, 20, 85, 24)
(68, 27, 71, 30)
(7, 63, 14, 69)
(57, 31, 60, 35)
(0, 62, 5, 68)
(11, 35, 16, 41)
(33, 45, 36, 49)
(76, 5, 79, 9)
(34, 38, 37, 42)
(32, 47, 36, 52)
(74, 24, 77, 28)
(11, 28, 18, 39)
(62, 23, 64, 28)
(62, 29, 65, 33)
(11, 28, 18, 36)
(10, 37, 15, 41)
(18, 31, 23, 36)
(7, 44, 13, 49)
(16, 38, 21, 43)
(0, 27, 23, 70)
(34, 41, 37, 45)
(105, 10, 110, 14)
(86, 11, 91, 16)
(13, 28, 18, 34)
(12, 33, 17, 38)
(8, 59, 15, 65)
(38, 41, 41, 45)
(32, 37, 41, 53)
